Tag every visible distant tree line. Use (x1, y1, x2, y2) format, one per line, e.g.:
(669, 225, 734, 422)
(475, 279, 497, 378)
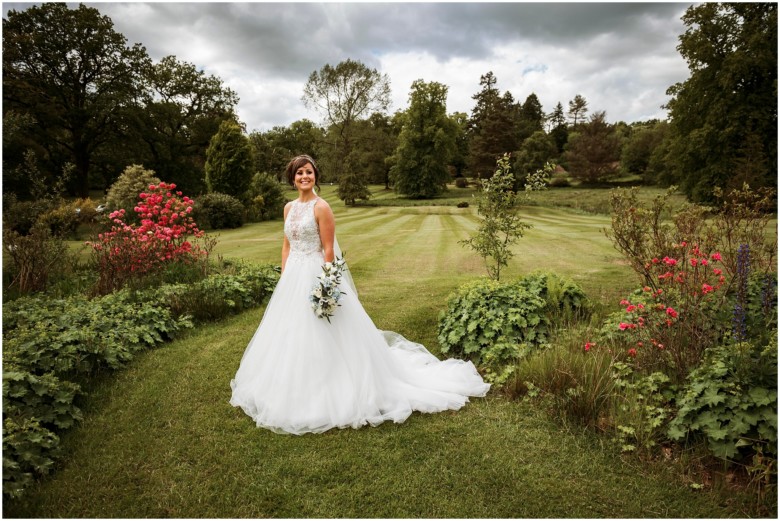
(3, 2, 776, 207)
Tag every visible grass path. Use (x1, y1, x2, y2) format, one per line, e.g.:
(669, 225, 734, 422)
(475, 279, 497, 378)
(5, 188, 763, 517)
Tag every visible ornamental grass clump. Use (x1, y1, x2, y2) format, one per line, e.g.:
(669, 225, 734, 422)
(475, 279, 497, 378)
(87, 182, 209, 294)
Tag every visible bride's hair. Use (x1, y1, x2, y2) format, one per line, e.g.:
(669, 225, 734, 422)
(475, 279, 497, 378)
(285, 154, 321, 191)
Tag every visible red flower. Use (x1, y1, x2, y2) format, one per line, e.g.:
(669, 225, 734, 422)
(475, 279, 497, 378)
(627, 348, 637, 357)
(711, 252, 722, 261)
(690, 258, 698, 266)
(584, 341, 595, 352)
(619, 322, 630, 331)
(702, 283, 714, 294)
(666, 307, 678, 318)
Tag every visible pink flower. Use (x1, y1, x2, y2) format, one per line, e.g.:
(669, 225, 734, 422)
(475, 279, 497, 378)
(700, 259, 708, 266)
(627, 348, 637, 358)
(702, 284, 714, 294)
(663, 257, 677, 266)
(690, 258, 698, 266)
(626, 305, 637, 313)
(666, 307, 678, 318)
(584, 341, 595, 352)
(711, 252, 722, 261)
(652, 258, 660, 264)
(619, 322, 630, 331)
(713, 268, 722, 276)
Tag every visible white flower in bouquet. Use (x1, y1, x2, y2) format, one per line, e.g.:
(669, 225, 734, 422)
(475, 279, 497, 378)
(310, 254, 348, 323)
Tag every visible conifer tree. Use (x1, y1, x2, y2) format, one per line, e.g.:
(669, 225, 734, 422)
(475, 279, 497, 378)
(205, 120, 254, 198)
(391, 80, 457, 198)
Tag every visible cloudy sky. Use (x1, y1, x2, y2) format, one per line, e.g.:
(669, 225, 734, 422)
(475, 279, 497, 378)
(3, 1, 693, 132)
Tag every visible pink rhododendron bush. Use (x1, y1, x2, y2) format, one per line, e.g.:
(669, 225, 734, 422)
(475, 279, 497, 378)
(88, 182, 209, 293)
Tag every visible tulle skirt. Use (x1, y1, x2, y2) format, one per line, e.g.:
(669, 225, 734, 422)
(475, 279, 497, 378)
(229, 252, 490, 435)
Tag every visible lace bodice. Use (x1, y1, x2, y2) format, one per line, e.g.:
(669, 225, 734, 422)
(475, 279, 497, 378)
(285, 198, 322, 260)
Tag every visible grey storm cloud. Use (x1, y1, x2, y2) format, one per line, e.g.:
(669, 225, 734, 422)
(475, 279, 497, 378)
(3, 2, 693, 131)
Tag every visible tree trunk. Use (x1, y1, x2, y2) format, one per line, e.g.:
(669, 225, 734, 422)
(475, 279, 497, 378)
(74, 145, 91, 198)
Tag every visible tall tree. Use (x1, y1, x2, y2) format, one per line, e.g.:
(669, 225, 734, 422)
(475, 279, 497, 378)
(513, 130, 558, 187)
(302, 59, 391, 205)
(449, 111, 470, 178)
(2, 3, 150, 197)
(665, 3, 777, 202)
(250, 119, 324, 180)
(547, 102, 569, 153)
(350, 112, 399, 188)
(205, 120, 254, 198)
(567, 94, 589, 127)
(131, 55, 238, 194)
(390, 80, 457, 198)
(564, 111, 620, 183)
(468, 72, 519, 179)
(620, 120, 667, 179)
(517, 93, 545, 144)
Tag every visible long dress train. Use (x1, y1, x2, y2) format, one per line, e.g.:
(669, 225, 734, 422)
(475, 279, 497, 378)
(229, 197, 490, 434)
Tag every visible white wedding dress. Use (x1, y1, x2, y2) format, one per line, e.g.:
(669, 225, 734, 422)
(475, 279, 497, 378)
(230, 197, 490, 434)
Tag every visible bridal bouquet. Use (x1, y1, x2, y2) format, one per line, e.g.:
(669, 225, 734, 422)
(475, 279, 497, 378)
(310, 255, 348, 323)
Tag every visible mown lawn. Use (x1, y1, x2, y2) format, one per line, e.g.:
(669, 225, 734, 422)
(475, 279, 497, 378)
(4, 185, 769, 517)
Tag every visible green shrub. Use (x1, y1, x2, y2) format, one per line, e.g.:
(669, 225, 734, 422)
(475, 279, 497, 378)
(105, 165, 160, 222)
(2, 199, 52, 235)
(143, 263, 280, 322)
(36, 200, 81, 238)
(244, 171, 287, 221)
(1, 264, 279, 498)
(2, 416, 61, 499)
(612, 363, 677, 454)
(548, 172, 571, 188)
(454, 177, 469, 188)
(2, 223, 72, 296)
(516, 270, 590, 321)
(194, 192, 245, 229)
(438, 272, 590, 385)
(437, 278, 549, 383)
(3, 292, 192, 375)
(668, 335, 778, 463)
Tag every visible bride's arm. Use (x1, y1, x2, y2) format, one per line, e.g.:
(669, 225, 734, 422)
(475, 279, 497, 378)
(281, 202, 292, 273)
(315, 200, 336, 263)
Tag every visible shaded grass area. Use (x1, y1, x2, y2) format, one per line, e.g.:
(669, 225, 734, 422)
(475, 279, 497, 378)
(14, 186, 765, 516)
(5, 312, 755, 518)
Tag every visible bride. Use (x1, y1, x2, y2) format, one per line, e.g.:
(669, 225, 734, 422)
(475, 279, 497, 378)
(230, 155, 489, 434)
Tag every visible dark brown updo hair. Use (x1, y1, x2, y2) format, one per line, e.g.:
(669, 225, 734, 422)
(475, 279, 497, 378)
(284, 154, 321, 190)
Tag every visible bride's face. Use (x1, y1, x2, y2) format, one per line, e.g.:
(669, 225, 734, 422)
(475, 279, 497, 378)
(294, 162, 316, 192)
